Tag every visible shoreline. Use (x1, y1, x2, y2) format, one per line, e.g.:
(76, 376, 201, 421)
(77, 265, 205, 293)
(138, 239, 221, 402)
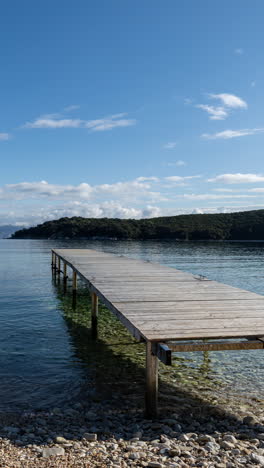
(0, 376, 264, 467)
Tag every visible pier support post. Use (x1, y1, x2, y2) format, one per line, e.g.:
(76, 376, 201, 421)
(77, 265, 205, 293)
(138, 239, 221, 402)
(54, 255, 57, 275)
(63, 262, 67, 292)
(72, 270, 77, 308)
(63, 262, 67, 283)
(145, 341, 159, 418)
(91, 293, 98, 339)
(57, 257, 61, 275)
(51, 252, 55, 270)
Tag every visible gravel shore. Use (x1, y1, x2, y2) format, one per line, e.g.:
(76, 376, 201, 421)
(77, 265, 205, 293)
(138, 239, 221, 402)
(1, 383, 264, 468)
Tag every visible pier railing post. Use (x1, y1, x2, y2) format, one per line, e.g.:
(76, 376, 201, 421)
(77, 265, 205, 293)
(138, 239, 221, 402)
(57, 257, 61, 275)
(91, 293, 98, 339)
(145, 341, 158, 418)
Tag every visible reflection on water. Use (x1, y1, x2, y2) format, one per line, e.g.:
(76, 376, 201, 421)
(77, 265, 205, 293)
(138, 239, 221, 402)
(0, 238, 264, 410)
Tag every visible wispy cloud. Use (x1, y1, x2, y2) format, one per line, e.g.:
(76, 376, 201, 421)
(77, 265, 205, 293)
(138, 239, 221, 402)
(197, 93, 247, 120)
(136, 177, 159, 182)
(234, 48, 244, 55)
(209, 93, 247, 109)
(24, 113, 136, 132)
(202, 128, 264, 140)
(0, 133, 11, 141)
(208, 173, 264, 184)
(249, 188, 264, 193)
(24, 118, 83, 129)
(196, 104, 228, 120)
(165, 175, 200, 183)
(182, 193, 257, 200)
(183, 193, 256, 200)
(163, 142, 177, 149)
(2, 177, 165, 205)
(251, 81, 256, 88)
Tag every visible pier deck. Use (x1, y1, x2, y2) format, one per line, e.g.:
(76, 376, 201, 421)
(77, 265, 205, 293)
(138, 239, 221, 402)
(52, 248, 264, 416)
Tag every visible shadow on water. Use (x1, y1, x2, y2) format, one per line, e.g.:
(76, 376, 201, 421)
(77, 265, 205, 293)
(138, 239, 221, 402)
(0, 273, 263, 447)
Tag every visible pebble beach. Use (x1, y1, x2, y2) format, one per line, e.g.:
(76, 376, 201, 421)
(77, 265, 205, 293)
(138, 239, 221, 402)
(1, 377, 264, 468)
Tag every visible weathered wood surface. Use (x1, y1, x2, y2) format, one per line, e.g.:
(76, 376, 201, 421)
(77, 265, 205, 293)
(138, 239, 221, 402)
(53, 249, 264, 342)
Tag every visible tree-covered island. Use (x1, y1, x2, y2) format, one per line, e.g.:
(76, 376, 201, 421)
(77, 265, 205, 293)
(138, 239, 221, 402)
(10, 209, 264, 241)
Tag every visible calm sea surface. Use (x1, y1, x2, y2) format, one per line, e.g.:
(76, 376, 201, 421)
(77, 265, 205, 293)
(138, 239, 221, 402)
(1, 239, 264, 411)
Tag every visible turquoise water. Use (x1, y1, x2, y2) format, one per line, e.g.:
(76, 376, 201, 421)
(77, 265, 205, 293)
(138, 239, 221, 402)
(1, 239, 264, 410)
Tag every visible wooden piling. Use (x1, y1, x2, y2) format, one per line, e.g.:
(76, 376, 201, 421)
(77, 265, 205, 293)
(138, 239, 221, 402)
(91, 293, 98, 339)
(72, 270, 77, 308)
(51, 251, 55, 270)
(63, 262, 67, 283)
(54, 255, 57, 275)
(145, 341, 158, 418)
(57, 257, 61, 274)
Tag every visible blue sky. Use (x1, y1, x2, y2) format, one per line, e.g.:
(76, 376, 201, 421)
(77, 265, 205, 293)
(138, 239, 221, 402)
(1, 0, 264, 225)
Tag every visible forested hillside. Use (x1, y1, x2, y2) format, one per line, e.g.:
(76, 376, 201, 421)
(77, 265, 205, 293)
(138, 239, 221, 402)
(10, 210, 264, 241)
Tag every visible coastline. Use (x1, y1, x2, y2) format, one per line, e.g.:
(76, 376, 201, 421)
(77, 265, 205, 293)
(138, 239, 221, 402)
(0, 361, 263, 467)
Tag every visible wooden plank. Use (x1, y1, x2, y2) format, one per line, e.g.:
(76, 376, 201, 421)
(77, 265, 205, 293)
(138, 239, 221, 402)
(134, 317, 264, 330)
(167, 340, 264, 352)
(52, 248, 264, 344)
(142, 329, 264, 341)
(116, 300, 264, 310)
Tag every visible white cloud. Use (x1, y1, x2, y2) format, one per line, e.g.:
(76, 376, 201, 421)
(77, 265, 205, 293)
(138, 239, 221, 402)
(249, 188, 264, 193)
(0, 133, 11, 141)
(208, 173, 264, 184)
(4, 179, 149, 200)
(165, 175, 200, 182)
(213, 188, 242, 192)
(182, 193, 257, 200)
(209, 93, 247, 109)
(163, 142, 177, 149)
(24, 118, 83, 129)
(0, 201, 162, 226)
(196, 105, 228, 120)
(202, 128, 264, 140)
(136, 177, 159, 182)
(197, 93, 247, 121)
(24, 113, 136, 132)
(3, 198, 264, 227)
(1, 177, 166, 206)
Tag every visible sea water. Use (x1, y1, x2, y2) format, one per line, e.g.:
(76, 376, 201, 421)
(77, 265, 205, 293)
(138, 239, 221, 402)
(0, 238, 264, 410)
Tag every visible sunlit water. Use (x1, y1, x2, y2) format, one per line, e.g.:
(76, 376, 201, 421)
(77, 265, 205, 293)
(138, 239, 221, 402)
(0, 239, 264, 410)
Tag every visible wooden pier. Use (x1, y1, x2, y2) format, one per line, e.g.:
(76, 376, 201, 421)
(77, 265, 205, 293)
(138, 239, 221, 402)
(52, 248, 264, 417)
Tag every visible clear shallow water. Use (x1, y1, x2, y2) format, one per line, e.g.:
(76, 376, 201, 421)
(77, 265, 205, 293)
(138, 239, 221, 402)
(1, 239, 264, 410)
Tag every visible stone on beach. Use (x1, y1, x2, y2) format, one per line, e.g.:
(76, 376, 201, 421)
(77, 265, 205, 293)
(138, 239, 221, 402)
(41, 446, 65, 457)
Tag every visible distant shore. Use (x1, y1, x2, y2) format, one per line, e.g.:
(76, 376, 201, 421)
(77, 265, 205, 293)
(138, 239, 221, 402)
(10, 209, 264, 241)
